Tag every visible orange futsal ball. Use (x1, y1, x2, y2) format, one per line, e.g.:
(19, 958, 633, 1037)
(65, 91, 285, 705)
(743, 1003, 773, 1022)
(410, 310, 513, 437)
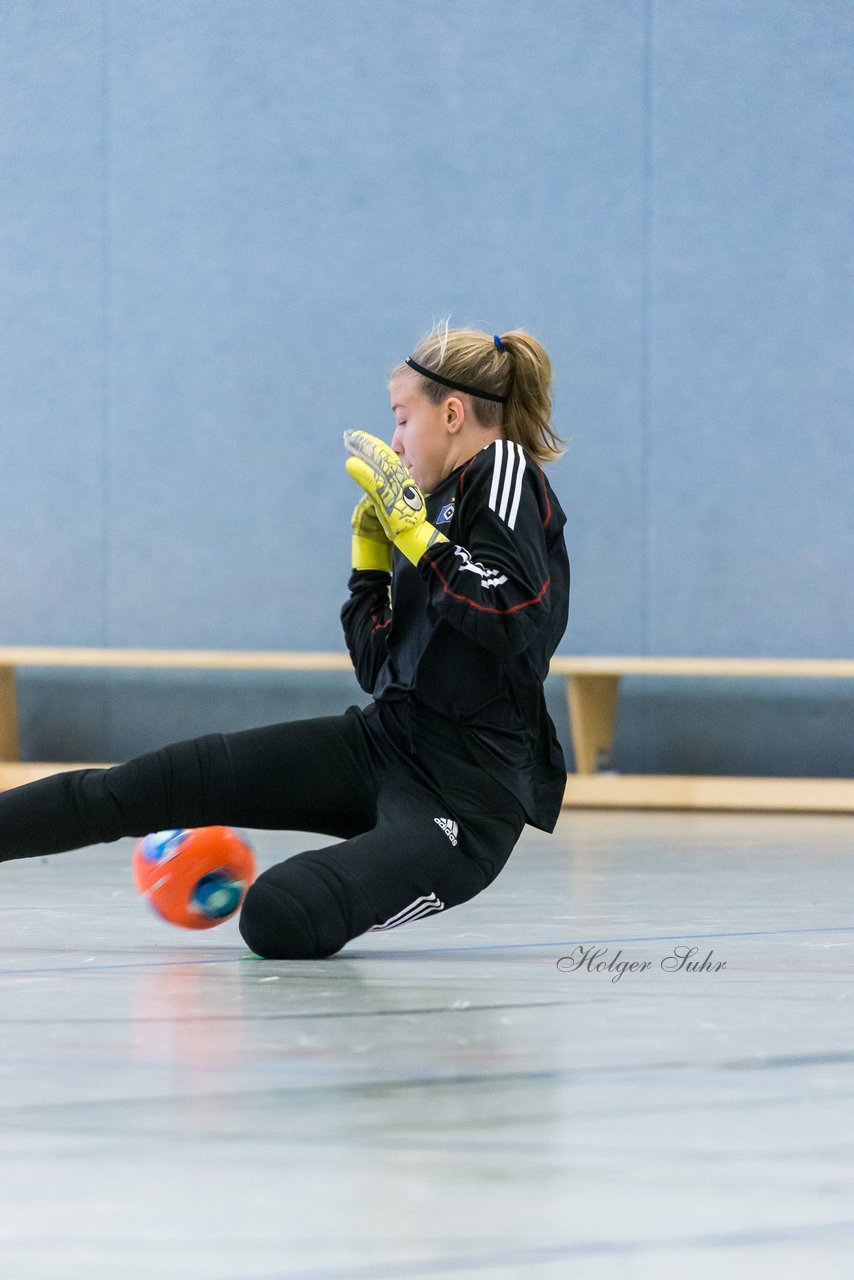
(132, 826, 256, 930)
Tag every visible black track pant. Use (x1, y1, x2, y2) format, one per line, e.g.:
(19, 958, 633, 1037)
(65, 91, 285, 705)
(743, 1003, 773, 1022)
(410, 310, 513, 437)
(0, 703, 526, 959)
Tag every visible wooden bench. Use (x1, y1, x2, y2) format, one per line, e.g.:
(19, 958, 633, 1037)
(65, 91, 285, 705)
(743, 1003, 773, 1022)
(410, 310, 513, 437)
(0, 647, 354, 790)
(550, 656, 854, 812)
(1, 648, 852, 812)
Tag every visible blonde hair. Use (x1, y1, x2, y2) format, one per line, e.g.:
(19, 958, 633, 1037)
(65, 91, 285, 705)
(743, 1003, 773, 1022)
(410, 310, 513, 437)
(393, 322, 564, 464)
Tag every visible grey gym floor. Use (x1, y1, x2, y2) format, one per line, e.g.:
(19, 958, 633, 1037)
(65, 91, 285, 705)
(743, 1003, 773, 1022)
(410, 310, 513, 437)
(1, 810, 852, 1280)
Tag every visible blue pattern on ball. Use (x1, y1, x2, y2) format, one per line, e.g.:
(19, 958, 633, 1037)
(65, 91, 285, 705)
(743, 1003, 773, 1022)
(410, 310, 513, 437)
(191, 871, 244, 920)
(141, 829, 189, 863)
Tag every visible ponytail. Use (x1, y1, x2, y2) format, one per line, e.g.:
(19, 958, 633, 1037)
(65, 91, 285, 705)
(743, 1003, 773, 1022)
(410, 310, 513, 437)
(497, 331, 563, 464)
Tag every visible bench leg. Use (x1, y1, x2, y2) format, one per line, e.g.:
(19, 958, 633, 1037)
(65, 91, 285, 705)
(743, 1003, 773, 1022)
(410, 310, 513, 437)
(567, 675, 620, 775)
(0, 665, 20, 761)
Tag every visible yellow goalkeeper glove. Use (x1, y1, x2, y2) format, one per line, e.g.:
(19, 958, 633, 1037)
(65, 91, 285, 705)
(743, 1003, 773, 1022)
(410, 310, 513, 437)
(343, 430, 449, 566)
(351, 494, 393, 573)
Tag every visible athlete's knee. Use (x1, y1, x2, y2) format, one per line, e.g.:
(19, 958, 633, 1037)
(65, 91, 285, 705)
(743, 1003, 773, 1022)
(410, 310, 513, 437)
(239, 857, 352, 960)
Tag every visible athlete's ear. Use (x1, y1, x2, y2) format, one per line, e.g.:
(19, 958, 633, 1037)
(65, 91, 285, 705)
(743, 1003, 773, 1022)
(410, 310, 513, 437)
(444, 396, 465, 435)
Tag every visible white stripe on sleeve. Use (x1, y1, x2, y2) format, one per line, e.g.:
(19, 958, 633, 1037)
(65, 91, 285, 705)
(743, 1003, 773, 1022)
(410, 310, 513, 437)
(488, 439, 504, 513)
(497, 441, 518, 521)
(487, 440, 526, 529)
(506, 443, 526, 530)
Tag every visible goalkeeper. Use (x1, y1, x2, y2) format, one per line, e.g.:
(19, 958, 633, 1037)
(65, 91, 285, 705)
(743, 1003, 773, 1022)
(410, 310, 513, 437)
(0, 325, 570, 959)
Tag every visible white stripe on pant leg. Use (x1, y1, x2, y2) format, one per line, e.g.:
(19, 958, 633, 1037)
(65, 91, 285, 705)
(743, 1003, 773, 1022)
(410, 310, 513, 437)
(369, 894, 445, 932)
(369, 892, 445, 931)
(379, 903, 443, 929)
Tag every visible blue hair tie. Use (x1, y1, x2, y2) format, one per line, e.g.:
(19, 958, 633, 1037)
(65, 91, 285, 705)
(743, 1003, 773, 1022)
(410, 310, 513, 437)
(493, 334, 505, 353)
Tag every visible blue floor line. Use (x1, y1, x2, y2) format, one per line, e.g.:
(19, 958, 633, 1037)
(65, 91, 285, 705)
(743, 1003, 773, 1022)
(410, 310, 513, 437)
(1, 921, 853, 975)
(221, 1217, 854, 1279)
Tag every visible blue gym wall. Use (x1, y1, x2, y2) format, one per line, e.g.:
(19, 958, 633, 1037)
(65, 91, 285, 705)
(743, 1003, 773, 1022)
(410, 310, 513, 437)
(0, 1, 851, 775)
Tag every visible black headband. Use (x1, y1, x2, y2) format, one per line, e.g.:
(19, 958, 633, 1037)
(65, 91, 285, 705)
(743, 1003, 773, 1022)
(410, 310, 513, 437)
(405, 357, 508, 405)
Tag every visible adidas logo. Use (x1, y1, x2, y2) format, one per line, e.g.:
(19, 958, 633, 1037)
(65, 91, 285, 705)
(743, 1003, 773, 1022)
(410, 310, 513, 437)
(434, 817, 458, 846)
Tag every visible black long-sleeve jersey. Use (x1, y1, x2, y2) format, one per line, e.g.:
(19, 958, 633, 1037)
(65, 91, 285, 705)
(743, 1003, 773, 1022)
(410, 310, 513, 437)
(341, 439, 570, 831)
